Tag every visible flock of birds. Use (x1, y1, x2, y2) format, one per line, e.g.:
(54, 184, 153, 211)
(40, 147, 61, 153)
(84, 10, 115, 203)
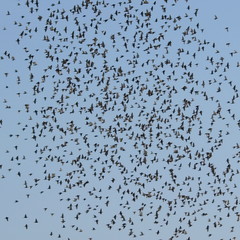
(0, 0, 240, 239)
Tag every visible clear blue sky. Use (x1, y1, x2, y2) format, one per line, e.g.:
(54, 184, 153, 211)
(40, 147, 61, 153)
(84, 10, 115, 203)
(0, 0, 240, 239)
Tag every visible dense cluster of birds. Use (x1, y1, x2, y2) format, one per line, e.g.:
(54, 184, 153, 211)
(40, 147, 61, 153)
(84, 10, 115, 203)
(0, 0, 240, 239)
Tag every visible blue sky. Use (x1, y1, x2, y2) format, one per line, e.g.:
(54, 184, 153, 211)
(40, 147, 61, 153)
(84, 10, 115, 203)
(0, 0, 240, 239)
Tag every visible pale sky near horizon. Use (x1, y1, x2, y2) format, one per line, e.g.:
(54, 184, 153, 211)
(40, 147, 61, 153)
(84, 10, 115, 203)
(0, 0, 240, 240)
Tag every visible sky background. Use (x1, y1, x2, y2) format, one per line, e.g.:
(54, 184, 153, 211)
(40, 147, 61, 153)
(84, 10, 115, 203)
(0, 0, 240, 239)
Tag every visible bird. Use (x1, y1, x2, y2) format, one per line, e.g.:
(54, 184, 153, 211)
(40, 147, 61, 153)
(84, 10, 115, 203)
(0, 0, 240, 239)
